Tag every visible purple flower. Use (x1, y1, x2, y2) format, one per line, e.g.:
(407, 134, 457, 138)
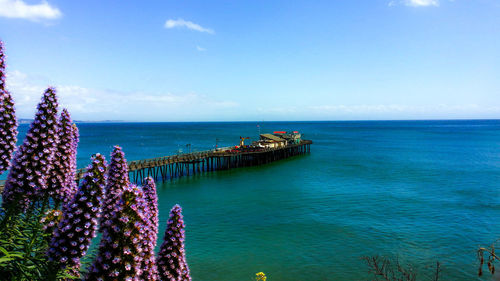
(47, 153, 106, 276)
(0, 41, 18, 175)
(65, 121, 79, 204)
(2, 87, 59, 211)
(142, 177, 159, 233)
(99, 145, 129, 234)
(87, 184, 147, 281)
(157, 204, 191, 281)
(47, 109, 79, 207)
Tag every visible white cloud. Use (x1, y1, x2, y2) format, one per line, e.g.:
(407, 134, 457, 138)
(389, 0, 440, 7)
(404, 0, 439, 7)
(0, 0, 62, 21)
(6, 70, 238, 121)
(196, 46, 206, 52)
(164, 18, 214, 34)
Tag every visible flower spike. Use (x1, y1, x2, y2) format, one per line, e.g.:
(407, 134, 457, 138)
(48, 153, 106, 275)
(2, 87, 58, 211)
(99, 145, 129, 233)
(0, 40, 18, 175)
(47, 109, 78, 206)
(157, 204, 191, 281)
(87, 184, 147, 280)
(139, 177, 159, 280)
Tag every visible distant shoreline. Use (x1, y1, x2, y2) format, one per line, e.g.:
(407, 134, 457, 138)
(16, 118, 500, 124)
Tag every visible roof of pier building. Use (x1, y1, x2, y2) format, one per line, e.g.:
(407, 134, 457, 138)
(260, 134, 286, 142)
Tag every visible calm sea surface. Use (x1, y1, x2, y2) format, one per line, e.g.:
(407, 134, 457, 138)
(6, 120, 500, 280)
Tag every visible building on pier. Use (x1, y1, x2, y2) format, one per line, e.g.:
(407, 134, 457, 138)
(258, 134, 287, 149)
(274, 131, 302, 144)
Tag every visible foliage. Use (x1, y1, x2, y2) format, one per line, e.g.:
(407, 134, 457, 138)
(0, 205, 51, 281)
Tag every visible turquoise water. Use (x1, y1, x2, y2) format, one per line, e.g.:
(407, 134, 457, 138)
(6, 120, 500, 280)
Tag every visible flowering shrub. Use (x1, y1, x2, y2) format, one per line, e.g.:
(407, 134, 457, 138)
(157, 204, 191, 281)
(0, 40, 18, 175)
(48, 153, 106, 276)
(0, 41, 191, 281)
(2, 87, 59, 211)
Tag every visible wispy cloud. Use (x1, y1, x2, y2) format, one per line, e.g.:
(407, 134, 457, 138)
(196, 46, 206, 52)
(389, 0, 439, 7)
(164, 18, 214, 34)
(0, 0, 62, 21)
(6, 70, 238, 121)
(406, 0, 439, 6)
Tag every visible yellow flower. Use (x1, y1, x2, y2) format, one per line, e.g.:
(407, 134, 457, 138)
(255, 272, 267, 281)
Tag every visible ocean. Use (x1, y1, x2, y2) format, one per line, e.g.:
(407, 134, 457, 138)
(5, 120, 500, 280)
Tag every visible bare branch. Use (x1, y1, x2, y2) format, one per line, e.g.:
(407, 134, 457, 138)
(478, 239, 499, 276)
(362, 256, 433, 281)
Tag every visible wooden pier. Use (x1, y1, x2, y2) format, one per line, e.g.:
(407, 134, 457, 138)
(0, 140, 312, 190)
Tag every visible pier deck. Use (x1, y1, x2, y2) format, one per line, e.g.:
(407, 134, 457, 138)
(0, 140, 312, 190)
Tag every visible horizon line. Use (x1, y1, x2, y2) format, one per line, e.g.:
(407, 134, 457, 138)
(17, 118, 500, 124)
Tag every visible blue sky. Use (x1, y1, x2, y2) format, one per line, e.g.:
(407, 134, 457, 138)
(0, 0, 499, 121)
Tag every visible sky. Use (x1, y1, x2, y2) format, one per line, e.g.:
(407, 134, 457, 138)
(0, 0, 499, 121)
